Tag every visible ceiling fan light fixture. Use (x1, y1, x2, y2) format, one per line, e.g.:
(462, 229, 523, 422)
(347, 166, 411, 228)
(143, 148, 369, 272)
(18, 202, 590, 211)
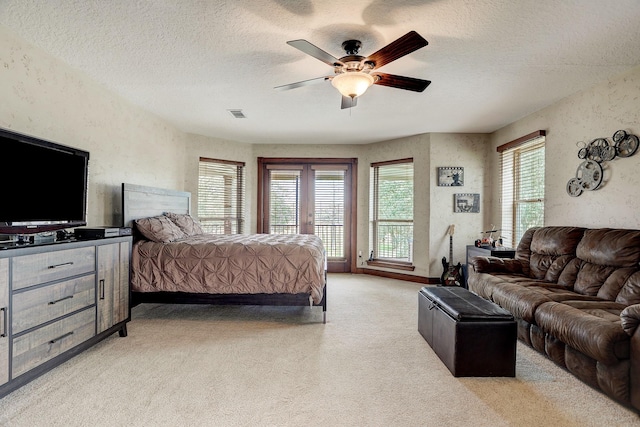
(331, 72, 374, 98)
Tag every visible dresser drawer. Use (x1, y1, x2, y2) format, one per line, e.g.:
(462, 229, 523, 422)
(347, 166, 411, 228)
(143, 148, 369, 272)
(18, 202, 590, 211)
(12, 247, 95, 290)
(12, 275, 96, 334)
(12, 308, 95, 378)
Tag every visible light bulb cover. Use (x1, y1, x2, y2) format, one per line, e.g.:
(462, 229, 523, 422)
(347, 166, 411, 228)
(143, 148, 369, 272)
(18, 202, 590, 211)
(331, 72, 375, 98)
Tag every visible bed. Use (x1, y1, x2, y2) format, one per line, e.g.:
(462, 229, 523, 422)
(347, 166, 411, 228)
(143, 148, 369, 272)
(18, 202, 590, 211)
(122, 183, 327, 322)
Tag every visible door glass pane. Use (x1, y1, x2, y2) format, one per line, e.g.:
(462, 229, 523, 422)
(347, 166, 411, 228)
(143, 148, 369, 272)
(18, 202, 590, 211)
(269, 170, 300, 234)
(314, 170, 345, 258)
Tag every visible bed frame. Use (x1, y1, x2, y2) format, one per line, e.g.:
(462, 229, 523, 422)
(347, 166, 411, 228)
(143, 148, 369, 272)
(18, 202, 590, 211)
(122, 183, 327, 323)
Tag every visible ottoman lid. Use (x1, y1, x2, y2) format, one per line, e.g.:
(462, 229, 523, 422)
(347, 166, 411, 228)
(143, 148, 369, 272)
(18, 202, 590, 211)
(421, 286, 514, 321)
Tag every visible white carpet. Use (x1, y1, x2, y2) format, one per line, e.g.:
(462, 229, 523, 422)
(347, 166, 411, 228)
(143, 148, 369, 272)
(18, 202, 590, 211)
(0, 273, 638, 426)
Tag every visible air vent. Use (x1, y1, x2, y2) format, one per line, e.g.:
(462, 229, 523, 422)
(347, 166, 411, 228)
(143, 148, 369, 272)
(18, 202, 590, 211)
(228, 109, 246, 119)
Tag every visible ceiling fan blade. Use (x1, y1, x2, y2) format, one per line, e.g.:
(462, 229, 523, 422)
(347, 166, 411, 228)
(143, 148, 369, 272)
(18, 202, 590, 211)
(287, 39, 341, 67)
(365, 31, 428, 69)
(274, 76, 331, 91)
(372, 73, 431, 92)
(341, 96, 358, 109)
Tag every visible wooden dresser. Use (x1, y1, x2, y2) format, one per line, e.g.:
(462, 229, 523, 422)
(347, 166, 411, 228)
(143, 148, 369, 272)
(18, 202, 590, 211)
(0, 236, 131, 397)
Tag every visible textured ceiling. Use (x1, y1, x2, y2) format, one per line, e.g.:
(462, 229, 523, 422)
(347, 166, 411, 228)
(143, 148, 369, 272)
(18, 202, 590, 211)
(2, 1, 640, 145)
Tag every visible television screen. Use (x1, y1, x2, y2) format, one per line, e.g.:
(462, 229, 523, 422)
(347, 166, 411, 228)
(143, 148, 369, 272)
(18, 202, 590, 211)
(0, 129, 89, 234)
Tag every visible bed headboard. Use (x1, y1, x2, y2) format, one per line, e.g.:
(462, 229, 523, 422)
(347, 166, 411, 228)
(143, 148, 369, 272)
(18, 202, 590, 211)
(122, 183, 191, 228)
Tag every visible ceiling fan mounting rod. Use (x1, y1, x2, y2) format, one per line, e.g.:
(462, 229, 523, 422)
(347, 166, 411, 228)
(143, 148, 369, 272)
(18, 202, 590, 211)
(341, 39, 362, 55)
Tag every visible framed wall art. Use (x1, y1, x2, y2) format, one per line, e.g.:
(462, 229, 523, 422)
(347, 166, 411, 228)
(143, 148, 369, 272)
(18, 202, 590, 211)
(454, 193, 480, 213)
(437, 167, 464, 186)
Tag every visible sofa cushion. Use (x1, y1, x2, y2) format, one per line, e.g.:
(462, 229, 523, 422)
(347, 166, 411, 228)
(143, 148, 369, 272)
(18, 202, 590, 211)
(568, 229, 640, 298)
(513, 227, 538, 277)
(577, 228, 640, 267)
(527, 227, 586, 281)
(535, 301, 629, 365)
(527, 286, 605, 303)
(490, 282, 553, 324)
(617, 271, 640, 306)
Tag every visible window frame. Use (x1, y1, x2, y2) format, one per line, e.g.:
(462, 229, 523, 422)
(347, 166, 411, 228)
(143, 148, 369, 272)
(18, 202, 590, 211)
(197, 157, 246, 234)
(368, 157, 415, 271)
(497, 130, 546, 248)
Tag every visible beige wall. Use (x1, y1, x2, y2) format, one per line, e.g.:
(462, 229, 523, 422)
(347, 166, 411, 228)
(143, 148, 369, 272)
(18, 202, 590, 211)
(428, 133, 490, 274)
(244, 134, 488, 278)
(184, 134, 254, 230)
(489, 65, 640, 232)
(5, 25, 640, 281)
(0, 26, 187, 227)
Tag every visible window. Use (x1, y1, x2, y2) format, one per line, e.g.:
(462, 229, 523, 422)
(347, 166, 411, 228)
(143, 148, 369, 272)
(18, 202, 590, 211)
(197, 157, 245, 234)
(499, 131, 546, 247)
(369, 158, 414, 267)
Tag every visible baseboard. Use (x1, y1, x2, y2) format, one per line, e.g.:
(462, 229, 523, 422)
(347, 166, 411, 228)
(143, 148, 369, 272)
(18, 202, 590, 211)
(355, 267, 437, 284)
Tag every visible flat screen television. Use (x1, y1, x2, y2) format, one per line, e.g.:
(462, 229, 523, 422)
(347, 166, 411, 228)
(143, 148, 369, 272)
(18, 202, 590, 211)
(0, 128, 89, 235)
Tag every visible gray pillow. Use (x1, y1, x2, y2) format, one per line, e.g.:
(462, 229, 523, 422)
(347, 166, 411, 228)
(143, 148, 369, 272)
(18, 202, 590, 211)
(135, 215, 187, 243)
(164, 212, 204, 236)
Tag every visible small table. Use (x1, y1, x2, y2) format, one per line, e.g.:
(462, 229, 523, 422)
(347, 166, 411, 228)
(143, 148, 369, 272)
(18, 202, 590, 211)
(418, 286, 517, 377)
(464, 245, 515, 287)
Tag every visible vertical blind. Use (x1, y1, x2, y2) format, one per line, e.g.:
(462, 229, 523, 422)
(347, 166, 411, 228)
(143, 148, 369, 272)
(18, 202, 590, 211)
(369, 159, 414, 262)
(499, 134, 545, 247)
(197, 157, 245, 234)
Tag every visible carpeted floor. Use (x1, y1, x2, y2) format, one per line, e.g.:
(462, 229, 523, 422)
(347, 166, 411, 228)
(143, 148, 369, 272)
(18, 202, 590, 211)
(0, 273, 638, 426)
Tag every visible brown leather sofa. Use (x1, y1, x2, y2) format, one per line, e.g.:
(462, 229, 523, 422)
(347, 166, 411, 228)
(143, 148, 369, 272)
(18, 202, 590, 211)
(468, 226, 640, 411)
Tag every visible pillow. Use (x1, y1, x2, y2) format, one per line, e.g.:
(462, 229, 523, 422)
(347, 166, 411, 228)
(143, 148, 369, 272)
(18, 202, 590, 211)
(164, 212, 204, 236)
(134, 215, 187, 243)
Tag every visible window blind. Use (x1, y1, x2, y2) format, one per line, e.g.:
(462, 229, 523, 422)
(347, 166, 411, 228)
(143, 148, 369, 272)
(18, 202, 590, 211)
(197, 158, 245, 234)
(369, 159, 414, 262)
(313, 169, 345, 258)
(268, 169, 301, 234)
(499, 135, 545, 247)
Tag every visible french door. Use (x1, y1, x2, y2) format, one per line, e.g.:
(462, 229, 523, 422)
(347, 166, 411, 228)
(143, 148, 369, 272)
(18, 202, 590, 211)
(258, 158, 356, 273)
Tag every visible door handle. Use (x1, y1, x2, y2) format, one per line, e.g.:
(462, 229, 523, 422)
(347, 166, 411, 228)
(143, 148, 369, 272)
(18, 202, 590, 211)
(0, 307, 6, 338)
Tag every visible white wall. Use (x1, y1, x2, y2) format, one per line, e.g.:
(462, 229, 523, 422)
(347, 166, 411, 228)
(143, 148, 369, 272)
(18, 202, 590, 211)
(489, 65, 640, 231)
(0, 26, 187, 227)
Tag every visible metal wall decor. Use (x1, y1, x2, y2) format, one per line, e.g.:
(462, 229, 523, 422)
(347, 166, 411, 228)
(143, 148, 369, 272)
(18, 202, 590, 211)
(567, 129, 639, 197)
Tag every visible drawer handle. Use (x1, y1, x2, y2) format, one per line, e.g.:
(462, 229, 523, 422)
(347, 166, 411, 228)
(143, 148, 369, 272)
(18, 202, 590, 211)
(0, 307, 6, 338)
(48, 295, 74, 305)
(49, 331, 74, 344)
(48, 261, 74, 269)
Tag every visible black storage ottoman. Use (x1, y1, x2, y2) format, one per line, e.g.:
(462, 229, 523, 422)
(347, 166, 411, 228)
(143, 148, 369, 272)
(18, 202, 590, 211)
(418, 286, 516, 377)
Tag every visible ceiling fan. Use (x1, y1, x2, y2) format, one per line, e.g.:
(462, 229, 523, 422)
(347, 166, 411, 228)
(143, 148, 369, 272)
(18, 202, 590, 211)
(275, 31, 431, 109)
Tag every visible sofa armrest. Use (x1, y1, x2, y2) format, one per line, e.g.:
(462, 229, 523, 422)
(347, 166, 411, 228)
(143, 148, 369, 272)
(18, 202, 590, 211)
(470, 256, 524, 275)
(621, 304, 640, 336)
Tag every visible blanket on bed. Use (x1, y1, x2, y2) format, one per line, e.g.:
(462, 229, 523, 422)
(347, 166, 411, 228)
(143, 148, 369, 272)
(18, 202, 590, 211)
(131, 233, 326, 304)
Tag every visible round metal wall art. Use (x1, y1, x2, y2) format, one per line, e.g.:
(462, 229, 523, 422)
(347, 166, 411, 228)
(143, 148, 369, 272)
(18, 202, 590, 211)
(567, 129, 638, 197)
